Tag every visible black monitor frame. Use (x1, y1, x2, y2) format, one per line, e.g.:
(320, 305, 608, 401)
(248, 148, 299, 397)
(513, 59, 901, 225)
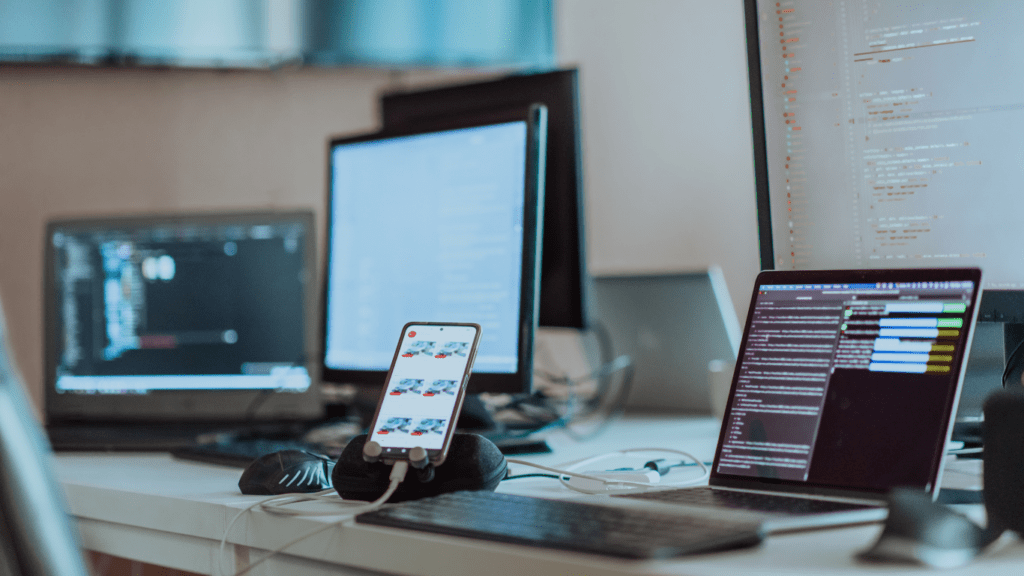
(380, 68, 588, 330)
(43, 210, 321, 424)
(320, 108, 548, 395)
(742, 0, 1024, 330)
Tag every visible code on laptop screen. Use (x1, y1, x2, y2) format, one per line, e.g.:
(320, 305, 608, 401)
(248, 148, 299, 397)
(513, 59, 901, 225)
(717, 275, 978, 493)
(50, 218, 312, 395)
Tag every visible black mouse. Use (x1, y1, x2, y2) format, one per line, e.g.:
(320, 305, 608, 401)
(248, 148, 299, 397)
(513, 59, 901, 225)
(238, 450, 336, 495)
(858, 488, 1000, 569)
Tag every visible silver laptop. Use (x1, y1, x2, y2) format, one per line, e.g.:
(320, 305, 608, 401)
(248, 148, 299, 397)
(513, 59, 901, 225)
(592, 268, 742, 413)
(616, 268, 983, 532)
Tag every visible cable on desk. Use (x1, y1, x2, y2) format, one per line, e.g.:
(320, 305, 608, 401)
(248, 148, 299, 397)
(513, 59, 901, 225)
(503, 473, 561, 481)
(218, 461, 409, 576)
(514, 352, 635, 440)
(506, 447, 710, 495)
(481, 321, 633, 443)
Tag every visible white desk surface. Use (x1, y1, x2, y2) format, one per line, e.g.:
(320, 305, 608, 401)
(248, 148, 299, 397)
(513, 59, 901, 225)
(54, 416, 1024, 576)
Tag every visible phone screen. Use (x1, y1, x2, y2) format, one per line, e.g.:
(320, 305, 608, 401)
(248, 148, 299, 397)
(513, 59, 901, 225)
(369, 323, 480, 461)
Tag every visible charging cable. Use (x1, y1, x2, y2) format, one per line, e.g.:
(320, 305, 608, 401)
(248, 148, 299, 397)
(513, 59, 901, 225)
(506, 447, 711, 495)
(218, 460, 409, 576)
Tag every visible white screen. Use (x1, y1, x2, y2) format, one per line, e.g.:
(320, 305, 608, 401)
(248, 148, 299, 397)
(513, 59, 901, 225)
(324, 123, 527, 375)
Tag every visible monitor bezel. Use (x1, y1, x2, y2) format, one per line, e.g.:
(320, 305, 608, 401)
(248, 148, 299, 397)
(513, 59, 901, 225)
(380, 69, 589, 330)
(320, 109, 547, 395)
(43, 210, 322, 424)
(743, 0, 1024, 324)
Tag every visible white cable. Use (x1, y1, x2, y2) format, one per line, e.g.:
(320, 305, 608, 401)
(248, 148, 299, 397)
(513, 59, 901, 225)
(219, 461, 409, 576)
(507, 447, 711, 495)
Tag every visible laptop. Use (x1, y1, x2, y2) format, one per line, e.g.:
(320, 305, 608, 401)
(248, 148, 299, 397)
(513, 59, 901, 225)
(592, 268, 742, 413)
(43, 211, 323, 451)
(616, 268, 983, 532)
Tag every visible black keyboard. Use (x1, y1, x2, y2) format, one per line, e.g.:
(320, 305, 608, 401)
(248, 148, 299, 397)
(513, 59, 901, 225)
(616, 486, 877, 515)
(171, 439, 342, 468)
(356, 491, 764, 559)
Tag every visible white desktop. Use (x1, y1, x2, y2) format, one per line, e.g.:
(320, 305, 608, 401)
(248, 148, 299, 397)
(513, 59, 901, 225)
(52, 416, 1020, 576)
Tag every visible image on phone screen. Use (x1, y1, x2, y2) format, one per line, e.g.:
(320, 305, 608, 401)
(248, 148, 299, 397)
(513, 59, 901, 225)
(370, 324, 479, 457)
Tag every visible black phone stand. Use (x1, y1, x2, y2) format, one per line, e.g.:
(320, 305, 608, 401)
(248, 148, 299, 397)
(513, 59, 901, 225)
(332, 433, 508, 503)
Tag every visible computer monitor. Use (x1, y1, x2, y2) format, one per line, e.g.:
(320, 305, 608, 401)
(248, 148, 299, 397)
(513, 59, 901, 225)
(380, 69, 588, 330)
(743, 0, 1024, 414)
(321, 109, 547, 395)
(44, 211, 321, 424)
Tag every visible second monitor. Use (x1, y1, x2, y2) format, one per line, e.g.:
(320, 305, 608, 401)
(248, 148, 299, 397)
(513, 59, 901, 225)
(321, 109, 547, 396)
(381, 69, 587, 330)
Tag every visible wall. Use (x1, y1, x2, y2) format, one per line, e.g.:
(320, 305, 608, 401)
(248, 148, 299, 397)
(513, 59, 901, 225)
(0, 0, 761, 413)
(0, 66, 403, 411)
(557, 0, 760, 313)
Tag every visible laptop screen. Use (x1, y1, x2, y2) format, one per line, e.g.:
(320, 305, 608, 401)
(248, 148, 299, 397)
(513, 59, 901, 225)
(44, 211, 320, 422)
(712, 268, 981, 496)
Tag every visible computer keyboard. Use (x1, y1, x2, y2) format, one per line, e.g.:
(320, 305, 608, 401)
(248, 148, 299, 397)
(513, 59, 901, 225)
(355, 490, 764, 559)
(616, 486, 877, 515)
(171, 439, 342, 468)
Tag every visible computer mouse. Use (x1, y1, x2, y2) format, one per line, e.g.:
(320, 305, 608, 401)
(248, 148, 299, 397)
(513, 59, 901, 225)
(858, 488, 997, 569)
(238, 450, 335, 495)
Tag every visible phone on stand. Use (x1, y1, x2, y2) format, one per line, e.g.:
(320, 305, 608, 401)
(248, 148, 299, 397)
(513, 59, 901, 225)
(365, 322, 482, 466)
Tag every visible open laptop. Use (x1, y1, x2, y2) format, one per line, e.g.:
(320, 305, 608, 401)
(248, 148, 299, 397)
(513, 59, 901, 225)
(592, 268, 742, 413)
(43, 211, 323, 451)
(616, 268, 983, 532)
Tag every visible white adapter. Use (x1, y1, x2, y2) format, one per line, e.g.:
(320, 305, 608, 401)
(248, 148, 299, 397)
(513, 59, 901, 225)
(565, 469, 661, 493)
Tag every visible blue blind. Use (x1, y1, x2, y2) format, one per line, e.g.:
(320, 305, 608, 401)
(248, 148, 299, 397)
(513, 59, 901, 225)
(0, 0, 554, 69)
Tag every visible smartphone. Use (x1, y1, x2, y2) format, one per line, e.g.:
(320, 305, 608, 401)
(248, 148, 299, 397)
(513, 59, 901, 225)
(366, 322, 482, 466)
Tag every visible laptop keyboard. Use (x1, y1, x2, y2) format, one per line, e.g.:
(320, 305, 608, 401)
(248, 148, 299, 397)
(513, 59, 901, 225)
(356, 490, 764, 559)
(615, 486, 878, 515)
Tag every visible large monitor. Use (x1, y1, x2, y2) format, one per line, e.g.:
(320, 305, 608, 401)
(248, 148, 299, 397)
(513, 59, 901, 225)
(44, 211, 320, 424)
(321, 110, 547, 395)
(380, 69, 588, 330)
(743, 1, 1024, 410)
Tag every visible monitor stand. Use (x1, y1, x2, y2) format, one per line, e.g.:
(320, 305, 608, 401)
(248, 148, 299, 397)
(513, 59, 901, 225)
(456, 395, 499, 430)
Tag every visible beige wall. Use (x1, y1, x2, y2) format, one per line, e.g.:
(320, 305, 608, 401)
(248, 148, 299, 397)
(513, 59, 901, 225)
(0, 66, 404, 410)
(558, 0, 760, 313)
(1, 0, 761, 413)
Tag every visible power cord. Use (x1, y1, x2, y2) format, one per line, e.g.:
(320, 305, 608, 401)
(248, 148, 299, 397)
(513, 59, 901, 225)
(506, 447, 711, 495)
(218, 461, 409, 576)
(513, 353, 634, 440)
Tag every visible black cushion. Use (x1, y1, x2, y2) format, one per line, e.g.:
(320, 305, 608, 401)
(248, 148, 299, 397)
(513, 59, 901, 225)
(332, 433, 507, 502)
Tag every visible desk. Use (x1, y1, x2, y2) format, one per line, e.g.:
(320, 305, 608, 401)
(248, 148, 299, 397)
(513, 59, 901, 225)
(55, 416, 1024, 576)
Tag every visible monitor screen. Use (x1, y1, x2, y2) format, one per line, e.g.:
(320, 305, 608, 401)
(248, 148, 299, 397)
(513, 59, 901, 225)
(381, 69, 588, 330)
(744, 0, 1024, 324)
(44, 211, 320, 422)
(322, 113, 546, 394)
